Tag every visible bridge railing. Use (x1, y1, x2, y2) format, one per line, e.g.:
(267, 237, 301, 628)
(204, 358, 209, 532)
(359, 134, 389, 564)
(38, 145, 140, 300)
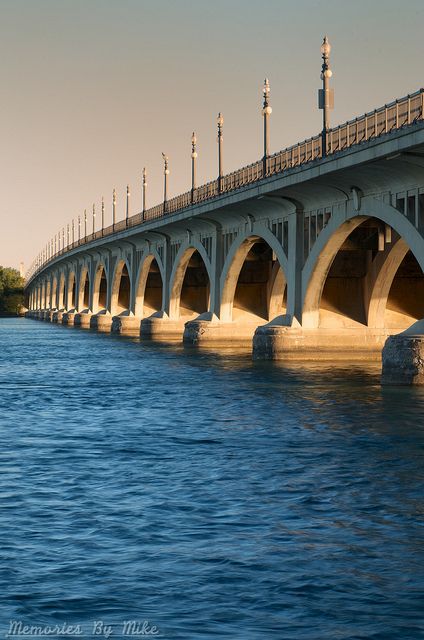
(27, 88, 424, 284)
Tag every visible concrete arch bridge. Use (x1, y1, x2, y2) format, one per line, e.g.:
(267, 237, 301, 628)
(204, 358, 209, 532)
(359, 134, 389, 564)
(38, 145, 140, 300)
(26, 91, 424, 361)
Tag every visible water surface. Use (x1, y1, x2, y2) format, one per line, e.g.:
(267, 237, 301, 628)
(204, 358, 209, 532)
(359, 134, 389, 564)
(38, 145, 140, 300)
(1, 318, 423, 639)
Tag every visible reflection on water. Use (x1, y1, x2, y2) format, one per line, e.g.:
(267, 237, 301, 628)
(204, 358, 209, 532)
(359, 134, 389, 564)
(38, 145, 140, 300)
(0, 319, 423, 639)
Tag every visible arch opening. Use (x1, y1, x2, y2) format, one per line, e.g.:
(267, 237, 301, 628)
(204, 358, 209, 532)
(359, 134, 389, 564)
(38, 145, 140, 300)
(93, 266, 107, 313)
(385, 251, 424, 329)
(230, 239, 286, 323)
(311, 218, 424, 330)
(144, 259, 162, 315)
(68, 273, 76, 310)
(79, 270, 90, 311)
(178, 250, 210, 319)
(115, 264, 131, 314)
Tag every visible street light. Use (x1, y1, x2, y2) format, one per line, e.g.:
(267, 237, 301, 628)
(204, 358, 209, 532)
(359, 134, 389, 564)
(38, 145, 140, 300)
(126, 185, 130, 226)
(142, 167, 147, 219)
(112, 189, 116, 229)
(101, 197, 105, 234)
(191, 131, 197, 202)
(262, 78, 272, 175)
(162, 153, 169, 213)
(84, 209, 87, 238)
(318, 35, 334, 156)
(78, 215, 81, 242)
(217, 112, 224, 192)
(92, 204, 96, 236)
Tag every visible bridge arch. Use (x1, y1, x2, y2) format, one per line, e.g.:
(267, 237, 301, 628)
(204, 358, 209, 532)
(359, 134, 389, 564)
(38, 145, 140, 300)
(169, 242, 212, 320)
(220, 228, 288, 324)
(92, 262, 108, 314)
(111, 259, 132, 316)
(302, 198, 424, 329)
(135, 250, 165, 318)
(58, 272, 66, 310)
(78, 266, 90, 312)
(50, 275, 58, 309)
(66, 270, 77, 310)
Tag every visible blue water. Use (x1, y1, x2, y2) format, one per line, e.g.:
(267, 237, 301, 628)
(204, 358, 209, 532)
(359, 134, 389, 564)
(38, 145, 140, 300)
(1, 318, 423, 639)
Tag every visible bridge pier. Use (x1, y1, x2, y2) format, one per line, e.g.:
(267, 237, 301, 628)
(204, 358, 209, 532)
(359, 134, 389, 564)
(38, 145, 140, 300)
(183, 314, 258, 347)
(90, 312, 112, 332)
(74, 312, 92, 328)
(62, 310, 76, 325)
(382, 320, 424, 384)
(111, 313, 141, 336)
(253, 321, 387, 361)
(52, 310, 64, 323)
(140, 313, 186, 341)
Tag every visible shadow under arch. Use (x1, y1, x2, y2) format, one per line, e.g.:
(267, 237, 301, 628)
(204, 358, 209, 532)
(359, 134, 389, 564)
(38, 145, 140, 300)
(58, 273, 66, 310)
(169, 244, 212, 320)
(92, 262, 108, 314)
(67, 271, 76, 310)
(111, 259, 131, 316)
(78, 266, 90, 312)
(134, 252, 164, 318)
(302, 201, 424, 329)
(220, 230, 288, 324)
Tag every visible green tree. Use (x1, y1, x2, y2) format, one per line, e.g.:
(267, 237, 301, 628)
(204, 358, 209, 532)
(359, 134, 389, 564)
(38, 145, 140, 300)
(0, 266, 25, 315)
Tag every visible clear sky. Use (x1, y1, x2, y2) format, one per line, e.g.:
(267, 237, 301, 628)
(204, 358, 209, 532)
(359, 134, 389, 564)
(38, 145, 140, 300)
(1, 0, 424, 271)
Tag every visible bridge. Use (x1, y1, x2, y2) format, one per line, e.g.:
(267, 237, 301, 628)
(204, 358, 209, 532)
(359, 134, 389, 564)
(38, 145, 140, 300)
(25, 40, 424, 370)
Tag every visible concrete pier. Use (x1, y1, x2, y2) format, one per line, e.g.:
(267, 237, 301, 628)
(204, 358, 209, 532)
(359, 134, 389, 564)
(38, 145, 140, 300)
(382, 320, 424, 384)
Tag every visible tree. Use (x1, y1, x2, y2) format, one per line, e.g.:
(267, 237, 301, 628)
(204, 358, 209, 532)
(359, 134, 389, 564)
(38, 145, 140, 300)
(0, 266, 25, 315)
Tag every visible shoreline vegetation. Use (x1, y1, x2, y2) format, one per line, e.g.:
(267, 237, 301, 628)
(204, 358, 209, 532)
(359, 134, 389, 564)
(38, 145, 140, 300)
(0, 266, 25, 316)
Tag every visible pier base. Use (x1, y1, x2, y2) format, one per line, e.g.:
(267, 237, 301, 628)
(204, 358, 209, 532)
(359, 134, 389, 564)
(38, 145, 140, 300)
(90, 312, 112, 332)
(112, 314, 141, 336)
(382, 320, 424, 385)
(52, 311, 64, 323)
(62, 311, 76, 326)
(183, 314, 258, 347)
(252, 316, 387, 361)
(74, 312, 92, 328)
(140, 313, 185, 341)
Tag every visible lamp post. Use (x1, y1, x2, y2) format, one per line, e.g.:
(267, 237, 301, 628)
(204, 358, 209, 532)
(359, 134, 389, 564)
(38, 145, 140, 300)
(84, 209, 87, 239)
(101, 196, 105, 235)
(191, 132, 197, 203)
(92, 204, 96, 237)
(54, 234, 57, 254)
(78, 215, 81, 242)
(162, 153, 169, 213)
(262, 78, 272, 175)
(112, 188, 116, 229)
(126, 185, 130, 227)
(142, 168, 147, 219)
(217, 112, 224, 192)
(319, 35, 334, 157)
(67, 224, 69, 247)
(62, 228, 65, 251)
(72, 219, 75, 244)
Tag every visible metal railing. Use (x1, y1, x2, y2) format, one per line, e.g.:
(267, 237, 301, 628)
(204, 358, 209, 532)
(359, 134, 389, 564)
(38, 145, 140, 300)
(26, 88, 424, 284)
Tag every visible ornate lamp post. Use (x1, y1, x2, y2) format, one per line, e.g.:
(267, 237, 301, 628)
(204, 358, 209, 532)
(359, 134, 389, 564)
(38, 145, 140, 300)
(191, 132, 197, 202)
(262, 78, 272, 175)
(67, 224, 69, 247)
(142, 168, 147, 219)
(319, 36, 334, 156)
(112, 188, 116, 229)
(72, 219, 75, 244)
(162, 153, 169, 213)
(217, 112, 224, 192)
(101, 197, 105, 235)
(78, 215, 81, 242)
(92, 204, 96, 237)
(62, 227, 65, 251)
(126, 185, 130, 226)
(84, 209, 87, 238)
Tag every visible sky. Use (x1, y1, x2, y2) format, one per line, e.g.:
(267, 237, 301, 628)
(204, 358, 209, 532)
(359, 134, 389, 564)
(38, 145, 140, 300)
(1, 0, 424, 271)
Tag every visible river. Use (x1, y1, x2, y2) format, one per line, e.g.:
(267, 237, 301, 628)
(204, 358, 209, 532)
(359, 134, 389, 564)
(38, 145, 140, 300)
(1, 318, 423, 639)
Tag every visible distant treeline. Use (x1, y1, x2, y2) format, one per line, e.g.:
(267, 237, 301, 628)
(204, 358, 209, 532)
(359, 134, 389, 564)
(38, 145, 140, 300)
(0, 266, 25, 316)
